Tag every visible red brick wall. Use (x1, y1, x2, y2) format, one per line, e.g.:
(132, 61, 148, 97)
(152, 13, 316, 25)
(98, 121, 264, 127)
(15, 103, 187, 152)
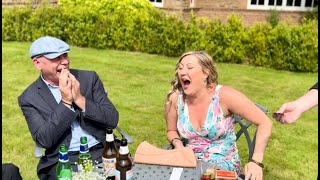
(161, 0, 305, 26)
(194, 0, 243, 9)
(181, 8, 304, 26)
(2, 0, 57, 7)
(163, 0, 248, 9)
(163, 0, 189, 9)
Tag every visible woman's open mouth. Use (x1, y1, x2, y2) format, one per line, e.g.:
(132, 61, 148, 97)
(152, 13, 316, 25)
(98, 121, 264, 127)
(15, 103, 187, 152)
(182, 79, 191, 89)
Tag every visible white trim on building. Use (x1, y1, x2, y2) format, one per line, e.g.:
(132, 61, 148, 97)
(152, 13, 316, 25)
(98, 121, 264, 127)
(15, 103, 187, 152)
(247, 0, 317, 11)
(149, 0, 163, 8)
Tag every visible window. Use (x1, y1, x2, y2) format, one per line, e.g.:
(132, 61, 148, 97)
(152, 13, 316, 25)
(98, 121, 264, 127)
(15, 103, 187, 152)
(248, 0, 318, 11)
(149, 0, 163, 8)
(305, 0, 318, 6)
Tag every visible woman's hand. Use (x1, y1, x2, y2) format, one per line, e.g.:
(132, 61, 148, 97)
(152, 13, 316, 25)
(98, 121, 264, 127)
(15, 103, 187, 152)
(172, 139, 184, 149)
(244, 162, 263, 180)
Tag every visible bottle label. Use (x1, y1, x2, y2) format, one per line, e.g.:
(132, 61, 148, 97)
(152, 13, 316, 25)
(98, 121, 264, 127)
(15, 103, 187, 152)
(106, 134, 115, 142)
(115, 169, 133, 180)
(119, 146, 129, 155)
(79, 143, 89, 153)
(59, 152, 69, 162)
(102, 157, 116, 177)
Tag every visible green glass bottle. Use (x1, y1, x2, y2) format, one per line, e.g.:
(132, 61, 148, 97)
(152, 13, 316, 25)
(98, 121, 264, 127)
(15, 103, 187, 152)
(77, 136, 93, 172)
(56, 144, 72, 180)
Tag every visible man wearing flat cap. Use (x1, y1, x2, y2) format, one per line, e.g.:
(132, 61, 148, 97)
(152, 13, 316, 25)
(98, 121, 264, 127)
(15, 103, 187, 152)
(18, 36, 119, 179)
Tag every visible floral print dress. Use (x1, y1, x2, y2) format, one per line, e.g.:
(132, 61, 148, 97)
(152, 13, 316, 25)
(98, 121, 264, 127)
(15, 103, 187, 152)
(177, 85, 241, 174)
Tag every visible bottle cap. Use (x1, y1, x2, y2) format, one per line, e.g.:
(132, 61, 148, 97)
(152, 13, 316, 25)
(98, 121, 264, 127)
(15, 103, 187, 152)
(120, 138, 128, 146)
(59, 144, 68, 153)
(106, 128, 113, 134)
(80, 136, 88, 144)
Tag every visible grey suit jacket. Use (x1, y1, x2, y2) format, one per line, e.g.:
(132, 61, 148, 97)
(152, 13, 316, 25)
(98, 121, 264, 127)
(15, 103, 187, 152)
(18, 69, 119, 175)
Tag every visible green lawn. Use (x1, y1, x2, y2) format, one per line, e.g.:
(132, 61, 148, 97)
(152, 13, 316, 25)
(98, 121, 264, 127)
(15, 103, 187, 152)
(2, 41, 318, 180)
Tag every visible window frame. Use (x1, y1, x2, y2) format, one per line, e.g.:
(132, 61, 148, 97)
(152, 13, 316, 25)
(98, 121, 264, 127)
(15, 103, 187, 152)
(190, 0, 195, 7)
(149, 0, 163, 8)
(247, 0, 317, 11)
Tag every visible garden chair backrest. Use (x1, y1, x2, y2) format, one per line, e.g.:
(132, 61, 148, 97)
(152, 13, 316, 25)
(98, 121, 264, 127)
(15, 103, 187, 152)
(233, 103, 268, 161)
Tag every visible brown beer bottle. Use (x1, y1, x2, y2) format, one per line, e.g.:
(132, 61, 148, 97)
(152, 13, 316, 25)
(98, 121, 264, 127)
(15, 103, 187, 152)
(102, 128, 119, 180)
(115, 138, 133, 180)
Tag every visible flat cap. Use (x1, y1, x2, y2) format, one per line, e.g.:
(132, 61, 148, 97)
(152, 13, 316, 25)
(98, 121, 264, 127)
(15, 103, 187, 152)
(29, 36, 70, 59)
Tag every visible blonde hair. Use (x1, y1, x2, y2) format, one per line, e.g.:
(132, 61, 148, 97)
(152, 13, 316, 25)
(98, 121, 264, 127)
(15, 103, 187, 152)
(165, 51, 218, 105)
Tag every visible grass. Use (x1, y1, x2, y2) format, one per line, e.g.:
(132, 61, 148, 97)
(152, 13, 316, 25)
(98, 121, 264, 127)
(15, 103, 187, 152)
(2, 41, 318, 180)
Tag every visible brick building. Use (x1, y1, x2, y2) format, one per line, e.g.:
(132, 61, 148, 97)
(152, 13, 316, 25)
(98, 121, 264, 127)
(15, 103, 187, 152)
(2, 0, 57, 7)
(2, 0, 317, 26)
(150, 0, 318, 25)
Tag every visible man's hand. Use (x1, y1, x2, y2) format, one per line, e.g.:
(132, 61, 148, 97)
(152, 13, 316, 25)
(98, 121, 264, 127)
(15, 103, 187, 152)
(69, 73, 86, 110)
(273, 88, 318, 124)
(273, 102, 302, 124)
(59, 69, 73, 104)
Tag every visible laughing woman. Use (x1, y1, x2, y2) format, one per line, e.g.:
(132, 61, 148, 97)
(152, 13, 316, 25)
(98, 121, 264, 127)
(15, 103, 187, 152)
(164, 51, 272, 180)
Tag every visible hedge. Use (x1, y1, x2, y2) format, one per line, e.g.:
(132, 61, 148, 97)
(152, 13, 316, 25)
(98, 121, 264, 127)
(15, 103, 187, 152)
(2, 0, 318, 72)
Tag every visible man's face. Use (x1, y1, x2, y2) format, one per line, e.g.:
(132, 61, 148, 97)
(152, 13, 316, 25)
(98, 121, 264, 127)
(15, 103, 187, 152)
(33, 53, 69, 85)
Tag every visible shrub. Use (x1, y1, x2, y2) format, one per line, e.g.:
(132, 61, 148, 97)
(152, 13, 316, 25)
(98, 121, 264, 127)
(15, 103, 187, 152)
(247, 22, 273, 67)
(222, 14, 249, 64)
(2, 6, 32, 41)
(202, 18, 226, 63)
(285, 19, 318, 72)
(267, 19, 318, 72)
(303, 5, 318, 20)
(1, 0, 318, 72)
(183, 12, 208, 53)
(28, 5, 67, 41)
(266, 9, 280, 28)
(59, 0, 159, 51)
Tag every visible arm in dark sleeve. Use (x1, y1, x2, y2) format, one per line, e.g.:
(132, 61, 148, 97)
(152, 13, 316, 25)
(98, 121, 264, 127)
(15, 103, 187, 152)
(81, 71, 119, 129)
(309, 82, 318, 90)
(18, 95, 78, 149)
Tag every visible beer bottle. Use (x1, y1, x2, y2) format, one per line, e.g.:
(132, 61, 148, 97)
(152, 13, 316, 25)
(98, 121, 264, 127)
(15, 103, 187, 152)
(102, 128, 119, 180)
(56, 144, 72, 180)
(77, 136, 93, 172)
(115, 138, 133, 180)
